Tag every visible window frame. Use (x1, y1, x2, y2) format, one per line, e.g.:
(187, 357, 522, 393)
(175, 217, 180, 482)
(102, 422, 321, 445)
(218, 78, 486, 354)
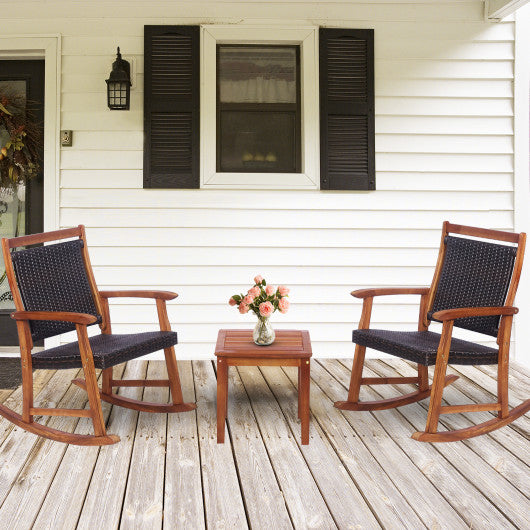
(201, 25, 319, 190)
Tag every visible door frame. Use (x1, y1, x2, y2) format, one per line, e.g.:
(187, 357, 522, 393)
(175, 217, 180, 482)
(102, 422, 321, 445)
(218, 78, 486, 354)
(0, 35, 61, 233)
(0, 35, 61, 350)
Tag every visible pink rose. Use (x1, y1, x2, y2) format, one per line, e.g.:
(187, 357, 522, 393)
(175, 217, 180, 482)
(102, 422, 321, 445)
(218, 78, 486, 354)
(239, 302, 249, 314)
(243, 294, 254, 305)
(229, 297, 237, 306)
(254, 275, 263, 285)
(265, 285, 275, 296)
(278, 285, 290, 296)
(259, 301, 274, 317)
(278, 297, 290, 314)
(248, 286, 260, 297)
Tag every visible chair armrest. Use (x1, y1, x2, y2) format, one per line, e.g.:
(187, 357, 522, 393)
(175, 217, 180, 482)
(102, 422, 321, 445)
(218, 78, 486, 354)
(11, 310, 98, 325)
(432, 306, 518, 322)
(99, 290, 178, 301)
(352, 287, 430, 298)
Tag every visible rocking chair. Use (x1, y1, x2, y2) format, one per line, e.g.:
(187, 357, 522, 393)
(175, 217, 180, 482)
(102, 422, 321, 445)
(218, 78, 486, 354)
(335, 222, 530, 442)
(0, 226, 195, 446)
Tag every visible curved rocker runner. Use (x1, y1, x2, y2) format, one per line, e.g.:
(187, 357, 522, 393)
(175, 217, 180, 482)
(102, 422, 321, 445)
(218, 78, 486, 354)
(0, 226, 195, 446)
(334, 222, 530, 442)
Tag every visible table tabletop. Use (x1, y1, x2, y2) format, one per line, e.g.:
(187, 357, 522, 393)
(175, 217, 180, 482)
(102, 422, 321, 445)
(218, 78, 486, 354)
(215, 329, 312, 359)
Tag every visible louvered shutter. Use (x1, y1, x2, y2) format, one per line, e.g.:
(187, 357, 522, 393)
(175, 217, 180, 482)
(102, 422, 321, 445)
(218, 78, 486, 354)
(319, 28, 375, 190)
(144, 26, 199, 188)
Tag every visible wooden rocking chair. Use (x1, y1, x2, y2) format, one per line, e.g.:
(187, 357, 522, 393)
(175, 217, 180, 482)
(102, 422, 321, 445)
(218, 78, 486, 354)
(0, 226, 195, 446)
(335, 222, 530, 442)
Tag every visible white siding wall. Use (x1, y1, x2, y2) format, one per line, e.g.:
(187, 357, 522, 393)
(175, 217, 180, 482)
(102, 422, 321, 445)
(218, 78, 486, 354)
(1, 1, 521, 360)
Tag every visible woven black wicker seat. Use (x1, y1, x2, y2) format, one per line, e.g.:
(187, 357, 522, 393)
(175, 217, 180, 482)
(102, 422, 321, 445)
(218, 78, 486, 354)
(31, 331, 179, 370)
(335, 222, 530, 442)
(351, 329, 499, 366)
(0, 226, 196, 446)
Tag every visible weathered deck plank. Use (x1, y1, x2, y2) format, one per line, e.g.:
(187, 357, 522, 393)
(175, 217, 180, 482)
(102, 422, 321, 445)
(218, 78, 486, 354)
(450, 363, 530, 434)
(120, 361, 169, 529)
(313, 361, 468, 530)
(0, 387, 14, 404)
(163, 361, 204, 530)
(479, 364, 530, 397)
(31, 365, 126, 530)
(223, 366, 294, 529)
(237, 365, 337, 529)
(0, 359, 527, 530)
(261, 365, 381, 529)
(0, 368, 80, 508)
(0, 369, 55, 446)
(379, 360, 530, 487)
(76, 361, 147, 530)
(325, 360, 518, 529)
(0, 367, 118, 528)
(193, 360, 248, 529)
(361, 360, 530, 529)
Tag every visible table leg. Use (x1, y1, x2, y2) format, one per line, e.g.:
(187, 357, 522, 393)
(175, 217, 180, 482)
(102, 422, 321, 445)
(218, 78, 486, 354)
(298, 366, 301, 419)
(300, 359, 310, 445)
(217, 358, 228, 443)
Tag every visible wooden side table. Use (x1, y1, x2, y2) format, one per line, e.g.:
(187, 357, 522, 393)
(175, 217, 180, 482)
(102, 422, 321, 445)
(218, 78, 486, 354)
(215, 329, 312, 444)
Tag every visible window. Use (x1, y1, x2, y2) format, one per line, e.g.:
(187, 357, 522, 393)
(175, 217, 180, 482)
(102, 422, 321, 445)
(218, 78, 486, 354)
(216, 45, 301, 174)
(201, 26, 319, 189)
(144, 25, 374, 191)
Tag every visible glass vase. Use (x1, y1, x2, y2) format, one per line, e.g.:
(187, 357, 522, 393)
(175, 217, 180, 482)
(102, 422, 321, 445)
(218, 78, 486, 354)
(253, 316, 275, 346)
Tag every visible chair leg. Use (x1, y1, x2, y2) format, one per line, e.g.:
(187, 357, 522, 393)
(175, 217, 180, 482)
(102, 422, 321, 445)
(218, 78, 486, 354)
(76, 325, 107, 437)
(497, 349, 510, 419)
(102, 367, 113, 395)
(424, 322, 452, 434)
(164, 346, 184, 405)
(418, 364, 429, 391)
(424, 362, 448, 434)
(347, 344, 366, 402)
(21, 355, 33, 424)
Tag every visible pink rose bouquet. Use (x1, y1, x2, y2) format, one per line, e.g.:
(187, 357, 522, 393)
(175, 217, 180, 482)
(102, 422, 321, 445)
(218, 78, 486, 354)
(229, 275, 290, 320)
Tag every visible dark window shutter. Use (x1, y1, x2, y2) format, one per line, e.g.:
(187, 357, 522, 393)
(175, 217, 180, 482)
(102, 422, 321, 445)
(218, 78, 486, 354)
(144, 26, 199, 188)
(319, 28, 375, 190)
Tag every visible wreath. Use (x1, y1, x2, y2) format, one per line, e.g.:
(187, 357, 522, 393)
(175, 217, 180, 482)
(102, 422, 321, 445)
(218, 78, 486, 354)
(0, 92, 42, 192)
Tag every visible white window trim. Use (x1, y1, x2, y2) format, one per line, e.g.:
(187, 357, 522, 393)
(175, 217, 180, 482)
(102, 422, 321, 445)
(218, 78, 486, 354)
(200, 25, 319, 190)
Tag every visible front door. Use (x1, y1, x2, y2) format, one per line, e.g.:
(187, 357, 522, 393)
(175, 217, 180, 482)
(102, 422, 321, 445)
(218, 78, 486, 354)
(0, 60, 44, 345)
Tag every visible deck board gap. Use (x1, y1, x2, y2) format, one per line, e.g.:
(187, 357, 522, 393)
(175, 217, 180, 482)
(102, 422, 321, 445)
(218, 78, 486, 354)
(190, 361, 208, 530)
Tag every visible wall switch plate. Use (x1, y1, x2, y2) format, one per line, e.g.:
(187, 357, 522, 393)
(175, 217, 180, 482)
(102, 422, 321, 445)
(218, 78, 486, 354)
(61, 130, 73, 147)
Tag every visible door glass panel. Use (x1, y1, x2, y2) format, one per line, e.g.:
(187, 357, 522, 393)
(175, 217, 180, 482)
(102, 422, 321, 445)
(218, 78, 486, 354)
(0, 80, 27, 312)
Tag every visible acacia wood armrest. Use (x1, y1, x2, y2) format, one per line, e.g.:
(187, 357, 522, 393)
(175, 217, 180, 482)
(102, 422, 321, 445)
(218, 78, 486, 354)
(11, 311, 98, 325)
(99, 290, 178, 301)
(352, 287, 430, 298)
(432, 306, 518, 322)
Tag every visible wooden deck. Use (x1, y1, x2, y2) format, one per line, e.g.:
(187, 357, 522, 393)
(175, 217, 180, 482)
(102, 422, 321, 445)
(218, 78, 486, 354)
(0, 358, 528, 529)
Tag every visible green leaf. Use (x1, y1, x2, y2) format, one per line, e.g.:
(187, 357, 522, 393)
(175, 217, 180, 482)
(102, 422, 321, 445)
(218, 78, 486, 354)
(262, 280, 266, 286)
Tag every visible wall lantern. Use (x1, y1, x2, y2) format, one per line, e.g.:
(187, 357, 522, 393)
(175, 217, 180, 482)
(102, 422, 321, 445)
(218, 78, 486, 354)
(106, 47, 132, 110)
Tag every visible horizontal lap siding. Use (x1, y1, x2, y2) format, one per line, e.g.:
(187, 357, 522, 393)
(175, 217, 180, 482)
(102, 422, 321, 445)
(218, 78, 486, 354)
(3, 1, 515, 358)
